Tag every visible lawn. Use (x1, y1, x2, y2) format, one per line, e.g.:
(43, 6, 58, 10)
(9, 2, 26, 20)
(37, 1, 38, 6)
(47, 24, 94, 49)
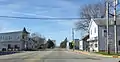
(95, 52, 120, 56)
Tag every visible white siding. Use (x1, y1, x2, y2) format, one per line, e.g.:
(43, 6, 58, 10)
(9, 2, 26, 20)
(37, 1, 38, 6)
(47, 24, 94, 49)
(89, 19, 98, 39)
(0, 31, 33, 51)
(89, 19, 99, 52)
(79, 40, 83, 50)
(0, 32, 22, 42)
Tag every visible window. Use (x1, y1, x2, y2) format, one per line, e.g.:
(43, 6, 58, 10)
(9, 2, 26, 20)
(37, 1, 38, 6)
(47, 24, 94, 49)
(0, 36, 2, 40)
(14, 45, 18, 48)
(17, 36, 20, 39)
(91, 30, 92, 35)
(1, 36, 3, 40)
(104, 30, 107, 32)
(5, 36, 7, 40)
(3, 36, 4, 40)
(9, 36, 12, 40)
(8, 36, 11, 40)
(119, 40, 120, 45)
(102, 29, 107, 37)
(95, 44, 97, 47)
(8, 44, 11, 49)
(94, 28, 96, 33)
(29, 38, 31, 40)
(94, 37, 97, 39)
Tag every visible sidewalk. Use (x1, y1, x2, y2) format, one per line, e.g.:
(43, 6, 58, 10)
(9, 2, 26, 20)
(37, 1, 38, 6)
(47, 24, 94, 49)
(69, 49, 120, 58)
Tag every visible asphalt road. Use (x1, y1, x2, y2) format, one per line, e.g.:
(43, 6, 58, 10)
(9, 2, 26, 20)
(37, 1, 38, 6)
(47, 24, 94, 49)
(0, 48, 119, 62)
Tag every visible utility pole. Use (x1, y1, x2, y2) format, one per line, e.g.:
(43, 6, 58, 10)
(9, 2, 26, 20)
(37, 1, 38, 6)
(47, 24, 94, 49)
(72, 28, 75, 51)
(106, 0, 110, 54)
(114, 0, 117, 54)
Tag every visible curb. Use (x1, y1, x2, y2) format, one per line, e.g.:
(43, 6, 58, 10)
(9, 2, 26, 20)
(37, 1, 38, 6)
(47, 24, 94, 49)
(69, 50, 120, 58)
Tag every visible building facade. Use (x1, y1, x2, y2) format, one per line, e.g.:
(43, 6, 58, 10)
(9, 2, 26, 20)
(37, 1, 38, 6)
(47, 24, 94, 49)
(0, 28, 35, 51)
(79, 40, 83, 50)
(74, 39, 79, 49)
(79, 35, 89, 51)
(87, 18, 120, 52)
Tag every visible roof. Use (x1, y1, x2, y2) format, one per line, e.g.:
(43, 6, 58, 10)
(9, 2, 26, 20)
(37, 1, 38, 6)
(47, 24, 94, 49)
(82, 34, 89, 40)
(93, 18, 120, 25)
(0, 31, 23, 34)
(23, 27, 30, 34)
(0, 27, 30, 34)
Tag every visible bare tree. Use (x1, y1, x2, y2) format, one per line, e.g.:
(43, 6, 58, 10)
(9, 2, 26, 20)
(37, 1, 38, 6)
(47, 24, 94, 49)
(75, 2, 106, 31)
(31, 33, 46, 49)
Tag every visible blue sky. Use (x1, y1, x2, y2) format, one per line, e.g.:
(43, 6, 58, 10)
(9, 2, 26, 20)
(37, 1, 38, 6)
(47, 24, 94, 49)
(0, 0, 103, 46)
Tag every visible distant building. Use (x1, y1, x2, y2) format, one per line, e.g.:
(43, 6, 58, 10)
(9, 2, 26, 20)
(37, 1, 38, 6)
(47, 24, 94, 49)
(74, 39, 79, 49)
(79, 34, 89, 51)
(0, 28, 35, 51)
(51, 40, 56, 48)
(52, 40, 56, 46)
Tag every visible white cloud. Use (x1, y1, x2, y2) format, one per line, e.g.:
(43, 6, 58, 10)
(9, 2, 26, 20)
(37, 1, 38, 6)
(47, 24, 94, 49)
(0, 20, 9, 31)
(11, 12, 54, 18)
(0, 20, 21, 33)
(55, 20, 78, 27)
(0, 0, 80, 44)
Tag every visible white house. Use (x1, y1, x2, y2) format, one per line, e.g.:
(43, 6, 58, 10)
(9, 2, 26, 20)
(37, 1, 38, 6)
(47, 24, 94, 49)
(87, 18, 120, 52)
(0, 28, 35, 51)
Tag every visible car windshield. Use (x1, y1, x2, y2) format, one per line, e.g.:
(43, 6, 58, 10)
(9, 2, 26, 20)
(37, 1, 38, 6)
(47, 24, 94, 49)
(0, 0, 120, 62)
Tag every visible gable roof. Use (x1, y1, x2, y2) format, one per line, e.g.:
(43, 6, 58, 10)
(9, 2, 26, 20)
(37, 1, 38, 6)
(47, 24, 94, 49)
(93, 18, 120, 25)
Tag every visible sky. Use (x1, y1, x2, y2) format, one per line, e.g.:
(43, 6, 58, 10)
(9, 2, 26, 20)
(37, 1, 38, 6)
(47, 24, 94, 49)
(0, 0, 104, 46)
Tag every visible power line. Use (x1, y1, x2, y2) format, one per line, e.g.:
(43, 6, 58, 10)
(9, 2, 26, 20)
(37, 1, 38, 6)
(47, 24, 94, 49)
(0, 15, 92, 20)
